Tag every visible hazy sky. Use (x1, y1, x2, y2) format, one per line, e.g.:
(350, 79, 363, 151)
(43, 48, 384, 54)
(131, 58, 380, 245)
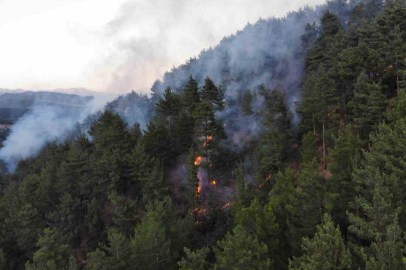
(0, 0, 325, 93)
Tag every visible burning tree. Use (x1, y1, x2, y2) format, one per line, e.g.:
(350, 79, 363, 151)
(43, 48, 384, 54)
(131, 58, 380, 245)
(192, 100, 226, 182)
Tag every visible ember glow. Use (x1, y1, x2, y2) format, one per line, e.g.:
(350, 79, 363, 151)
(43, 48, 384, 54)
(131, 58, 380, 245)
(194, 156, 203, 166)
(222, 203, 232, 209)
(259, 174, 272, 188)
(210, 180, 217, 186)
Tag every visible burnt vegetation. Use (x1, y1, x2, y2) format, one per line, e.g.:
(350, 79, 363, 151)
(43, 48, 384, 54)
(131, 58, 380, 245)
(1, 0, 406, 269)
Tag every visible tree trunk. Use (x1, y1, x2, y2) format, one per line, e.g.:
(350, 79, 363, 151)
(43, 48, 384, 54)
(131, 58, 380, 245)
(323, 116, 326, 170)
(396, 56, 400, 96)
(313, 113, 316, 135)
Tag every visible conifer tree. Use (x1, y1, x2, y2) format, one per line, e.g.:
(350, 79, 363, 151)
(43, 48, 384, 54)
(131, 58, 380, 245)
(46, 193, 82, 247)
(201, 77, 225, 111)
(156, 87, 182, 140)
(268, 169, 318, 265)
(142, 161, 168, 204)
(301, 131, 318, 164)
(131, 200, 171, 270)
(86, 227, 131, 270)
(185, 146, 200, 206)
(178, 247, 210, 270)
(353, 71, 387, 140)
(241, 91, 254, 116)
(214, 225, 271, 270)
(25, 228, 76, 270)
(183, 75, 200, 114)
(235, 197, 281, 268)
(236, 162, 251, 207)
(362, 216, 406, 269)
(289, 215, 352, 270)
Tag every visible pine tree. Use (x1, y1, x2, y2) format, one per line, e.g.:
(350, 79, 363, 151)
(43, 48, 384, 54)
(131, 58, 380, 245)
(156, 87, 182, 140)
(185, 146, 200, 206)
(268, 169, 318, 266)
(193, 100, 226, 181)
(236, 162, 252, 207)
(289, 214, 352, 270)
(362, 216, 406, 269)
(25, 228, 75, 270)
(142, 161, 169, 204)
(214, 225, 271, 270)
(107, 191, 138, 237)
(143, 120, 171, 162)
(235, 198, 281, 268)
(178, 247, 210, 270)
(124, 140, 154, 196)
(353, 71, 387, 140)
(89, 110, 130, 155)
(328, 124, 360, 226)
(301, 131, 318, 164)
(183, 75, 200, 114)
(131, 200, 171, 270)
(46, 193, 82, 247)
(241, 91, 254, 116)
(201, 77, 225, 111)
(86, 227, 131, 270)
(300, 158, 327, 223)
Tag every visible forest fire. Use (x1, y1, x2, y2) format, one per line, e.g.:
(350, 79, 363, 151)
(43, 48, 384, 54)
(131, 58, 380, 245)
(196, 186, 202, 197)
(259, 174, 272, 188)
(222, 203, 232, 209)
(194, 156, 203, 165)
(191, 207, 207, 218)
(210, 180, 217, 186)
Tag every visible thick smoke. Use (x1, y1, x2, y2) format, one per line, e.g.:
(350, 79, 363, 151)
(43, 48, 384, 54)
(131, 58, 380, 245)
(89, 0, 326, 93)
(0, 0, 361, 173)
(0, 96, 110, 172)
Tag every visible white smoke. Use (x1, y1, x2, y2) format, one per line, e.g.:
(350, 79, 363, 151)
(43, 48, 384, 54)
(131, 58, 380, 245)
(0, 96, 112, 172)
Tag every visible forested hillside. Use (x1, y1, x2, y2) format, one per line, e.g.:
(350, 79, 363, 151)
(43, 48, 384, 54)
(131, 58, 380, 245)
(1, 0, 406, 269)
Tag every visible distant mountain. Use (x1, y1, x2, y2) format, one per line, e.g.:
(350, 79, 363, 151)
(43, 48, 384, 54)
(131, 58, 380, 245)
(0, 91, 93, 108)
(50, 88, 111, 97)
(0, 87, 117, 97)
(0, 91, 93, 123)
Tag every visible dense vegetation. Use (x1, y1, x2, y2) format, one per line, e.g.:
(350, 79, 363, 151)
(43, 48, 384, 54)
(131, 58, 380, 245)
(1, 0, 406, 269)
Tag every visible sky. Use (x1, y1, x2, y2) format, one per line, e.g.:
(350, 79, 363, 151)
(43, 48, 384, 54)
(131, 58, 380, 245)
(0, 0, 325, 94)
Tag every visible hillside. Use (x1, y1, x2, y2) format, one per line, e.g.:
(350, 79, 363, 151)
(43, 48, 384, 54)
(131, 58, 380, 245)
(1, 0, 406, 269)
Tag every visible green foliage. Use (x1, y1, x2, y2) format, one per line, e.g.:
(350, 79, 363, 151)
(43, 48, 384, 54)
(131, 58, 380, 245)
(235, 198, 280, 267)
(289, 214, 351, 270)
(241, 91, 254, 116)
(86, 227, 131, 270)
(2, 3, 406, 269)
(213, 225, 271, 270)
(178, 247, 210, 270)
(25, 228, 74, 270)
(130, 200, 171, 270)
(142, 161, 169, 204)
(301, 132, 318, 163)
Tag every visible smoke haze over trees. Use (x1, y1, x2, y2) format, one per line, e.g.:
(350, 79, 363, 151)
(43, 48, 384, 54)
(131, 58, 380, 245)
(2, 0, 406, 269)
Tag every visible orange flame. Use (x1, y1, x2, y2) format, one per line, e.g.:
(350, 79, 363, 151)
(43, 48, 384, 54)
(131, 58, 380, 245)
(259, 175, 272, 188)
(327, 112, 331, 117)
(191, 207, 207, 216)
(210, 180, 217, 186)
(222, 203, 232, 209)
(194, 156, 203, 166)
(195, 186, 202, 198)
(207, 136, 213, 140)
